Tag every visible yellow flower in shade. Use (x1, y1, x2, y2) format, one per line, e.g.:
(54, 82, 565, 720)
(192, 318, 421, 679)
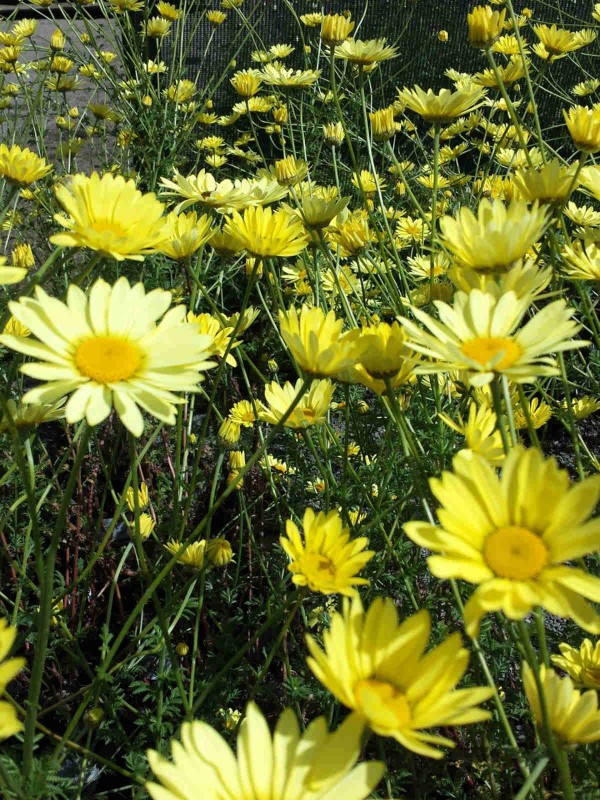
(11, 243, 34, 270)
(306, 596, 493, 758)
(164, 539, 206, 569)
(223, 206, 308, 258)
(0, 398, 65, 433)
(0, 143, 52, 186)
(335, 38, 398, 67)
(551, 639, 600, 689)
(206, 538, 234, 567)
(397, 85, 485, 124)
(0, 277, 217, 437)
(293, 190, 349, 230)
(50, 173, 167, 261)
(146, 702, 384, 800)
(355, 321, 414, 382)
(0, 256, 26, 285)
(160, 170, 253, 214)
(351, 170, 386, 196)
(156, 1, 180, 20)
(157, 211, 213, 260)
(187, 312, 240, 366)
(228, 399, 257, 427)
(467, 5, 506, 49)
(218, 418, 241, 445)
(207, 10, 226, 25)
(369, 106, 398, 141)
(322, 121, 345, 145)
(259, 378, 333, 429)
(439, 199, 548, 273)
(126, 482, 149, 512)
(320, 13, 354, 47)
(439, 402, 505, 465)
(513, 396, 552, 430)
(564, 106, 600, 153)
(279, 305, 364, 378)
(523, 664, 600, 746)
(144, 16, 172, 37)
(130, 512, 155, 541)
(281, 508, 374, 595)
(230, 68, 262, 98)
(404, 447, 600, 638)
(327, 211, 371, 256)
(400, 289, 584, 386)
(561, 240, 600, 281)
(580, 164, 600, 200)
(513, 159, 579, 206)
(0, 618, 25, 739)
(567, 395, 600, 420)
(2, 316, 30, 337)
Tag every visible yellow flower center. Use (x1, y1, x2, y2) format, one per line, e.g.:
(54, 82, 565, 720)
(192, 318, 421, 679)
(461, 336, 522, 371)
(303, 552, 336, 582)
(483, 525, 549, 580)
(89, 219, 130, 242)
(75, 336, 143, 383)
(354, 679, 411, 732)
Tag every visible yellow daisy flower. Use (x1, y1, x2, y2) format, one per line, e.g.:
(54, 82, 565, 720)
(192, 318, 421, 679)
(439, 199, 548, 273)
(0, 143, 52, 186)
(279, 305, 364, 378)
(146, 702, 384, 800)
(50, 172, 167, 261)
(0, 618, 25, 740)
(439, 402, 505, 465)
(404, 447, 600, 638)
(306, 595, 493, 758)
(320, 13, 354, 46)
(397, 85, 486, 124)
(467, 4, 506, 49)
(335, 38, 398, 66)
(561, 240, 600, 281)
(0, 277, 217, 437)
(0, 398, 65, 433)
(164, 539, 206, 569)
(513, 159, 579, 206)
(223, 206, 308, 258)
(551, 639, 600, 689)
(281, 507, 374, 595)
(564, 105, 600, 153)
(157, 211, 213, 260)
(125, 482, 149, 512)
(259, 378, 333, 429)
(400, 288, 583, 386)
(523, 664, 600, 745)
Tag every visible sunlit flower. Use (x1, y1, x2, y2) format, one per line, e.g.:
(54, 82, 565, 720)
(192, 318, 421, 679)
(157, 211, 213, 260)
(439, 402, 505, 465)
(397, 85, 485, 124)
(262, 61, 321, 89)
(467, 5, 506, 49)
(129, 512, 155, 541)
(513, 159, 579, 206)
(126, 483, 149, 513)
(0, 277, 217, 436)
(146, 702, 384, 800)
(369, 106, 399, 141)
(335, 38, 398, 66)
(187, 312, 240, 367)
(513, 396, 552, 430)
(259, 378, 334, 429)
(561, 240, 600, 281)
(0, 143, 52, 186)
(165, 539, 206, 569)
(399, 289, 584, 386)
(564, 105, 600, 153)
(0, 256, 26, 285)
(223, 206, 308, 257)
(144, 16, 172, 37)
(320, 13, 354, 47)
(405, 447, 600, 637)
(206, 538, 234, 566)
(281, 507, 374, 595)
(207, 10, 227, 25)
(230, 68, 263, 97)
(306, 595, 493, 758)
(567, 395, 600, 420)
(439, 199, 548, 273)
(523, 664, 600, 745)
(322, 121, 345, 145)
(279, 305, 364, 378)
(551, 639, 600, 689)
(50, 172, 167, 260)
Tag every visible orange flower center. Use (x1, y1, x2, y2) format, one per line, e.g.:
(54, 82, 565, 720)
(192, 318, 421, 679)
(461, 336, 522, 371)
(354, 679, 411, 733)
(483, 525, 549, 580)
(75, 335, 142, 383)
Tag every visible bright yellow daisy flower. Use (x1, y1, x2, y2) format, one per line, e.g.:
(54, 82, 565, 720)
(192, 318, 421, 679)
(551, 639, 600, 689)
(259, 378, 333, 429)
(306, 595, 493, 758)
(146, 702, 384, 800)
(0, 277, 217, 437)
(223, 206, 309, 258)
(397, 85, 486, 124)
(399, 289, 584, 386)
(0, 143, 52, 186)
(281, 507, 374, 595)
(523, 663, 600, 745)
(404, 447, 600, 638)
(50, 172, 167, 261)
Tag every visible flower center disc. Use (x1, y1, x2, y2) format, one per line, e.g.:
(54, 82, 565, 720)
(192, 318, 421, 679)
(75, 335, 142, 383)
(483, 525, 549, 580)
(354, 678, 411, 733)
(461, 336, 522, 371)
(301, 552, 337, 590)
